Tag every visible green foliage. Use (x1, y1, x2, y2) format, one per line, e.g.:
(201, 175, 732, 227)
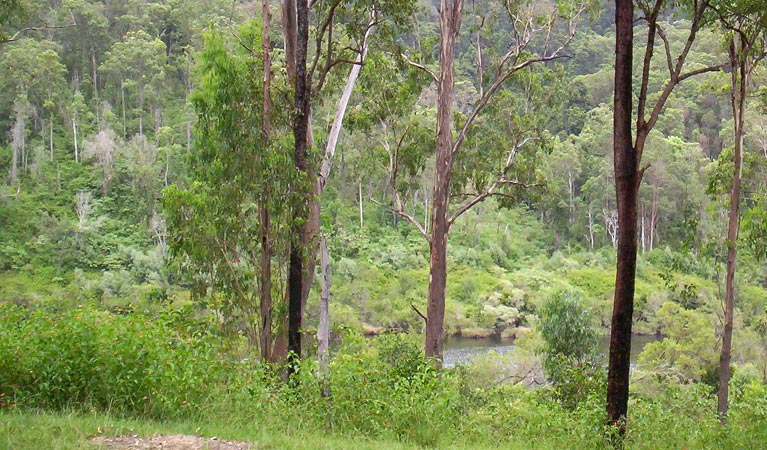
(0, 303, 228, 418)
(538, 289, 601, 408)
(638, 302, 719, 383)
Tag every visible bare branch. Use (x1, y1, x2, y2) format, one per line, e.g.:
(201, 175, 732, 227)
(4, 15, 77, 44)
(401, 53, 438, 83)
(636, 0, 664, 128)
(319, 15, 376, 191)
(226, 21, 258, 56)
(449, 137, 534, 225)
(453, 49, 571, 157)
(638, 0, 713, 162)
(411, 304, 427, 322)
(656, 24, 675, 79)
(677, 63, 727, 82)
(369, 195, 431, 242)
(308, 0, 344, 81)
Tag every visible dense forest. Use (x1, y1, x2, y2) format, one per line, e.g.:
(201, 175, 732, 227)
(2, 0, 767, 448)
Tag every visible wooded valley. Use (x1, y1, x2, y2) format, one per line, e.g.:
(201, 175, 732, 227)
(1, 0, 767, 448)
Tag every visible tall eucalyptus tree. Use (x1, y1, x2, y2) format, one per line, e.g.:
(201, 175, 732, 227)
(608, 0, 722, 429)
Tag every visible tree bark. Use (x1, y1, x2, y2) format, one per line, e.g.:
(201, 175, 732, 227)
(318, 237, 330, 397)
(258, 0, 274, 364)
(425, 0, 463, 364)
(318, 19, 375, 191)
(607, 0, 635, 429)
(287, 0, 310, 376)
(718, 36, 747, 423)
(280, 0, 297, 83)
(73, 113, 79, 163)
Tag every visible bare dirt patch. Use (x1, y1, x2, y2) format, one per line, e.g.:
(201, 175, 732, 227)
(90, 434, 253, 450)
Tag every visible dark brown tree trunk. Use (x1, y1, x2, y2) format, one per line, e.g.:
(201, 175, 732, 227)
(607, 0, 715, 431)
(719, 36, 747, 423)
(425, 0, 463, 364)
(287, 0, 310, 376)
(607, 0, 635, 429)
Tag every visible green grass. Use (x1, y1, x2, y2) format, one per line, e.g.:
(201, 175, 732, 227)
(0, 410, 425, 450)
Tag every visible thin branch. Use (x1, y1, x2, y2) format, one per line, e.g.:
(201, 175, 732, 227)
(452, 50, 570, 157)
(369, 195, 431, 242)
(636, 0, 664, 128)
(226, 21, 258, 56)
(4, 17, 77, 44)
(314, 58, 364, 93)
(639, 0, 713, 162)
(677, 63, 727, 82)
(448, 137, 534, 225)
(411, 304, 427, 322)
(656, 24, 675, 79)
(308, 0, 343, 81)
(401, 53, 438, 83)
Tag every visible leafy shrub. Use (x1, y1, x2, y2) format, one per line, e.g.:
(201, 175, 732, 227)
(539, 289, 602, 409)
(0, 303, 230, 418)
(270, 333, 461, 447)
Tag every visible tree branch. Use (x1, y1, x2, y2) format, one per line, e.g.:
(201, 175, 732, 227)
(448, 137, 534, 225)
(411, 304, 427, 322)
(656, 24, 675, 79)
(3, 13, 77, 44)
(319, 14, 375, 192)
(401, 53, 438, 83)
(369, 195, 431, 242)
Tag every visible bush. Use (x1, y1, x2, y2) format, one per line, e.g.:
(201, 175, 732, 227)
(539, 289, 602, 409)
(0, 303, 230, 418)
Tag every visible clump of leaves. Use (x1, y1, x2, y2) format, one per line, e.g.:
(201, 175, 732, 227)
(539, 289, 603, 409)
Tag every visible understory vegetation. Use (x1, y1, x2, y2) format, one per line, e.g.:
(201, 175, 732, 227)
(2, 302, 767, 449)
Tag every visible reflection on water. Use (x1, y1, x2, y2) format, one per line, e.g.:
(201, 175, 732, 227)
(442, 336, 515, 368)
(443, 334, 661, 368)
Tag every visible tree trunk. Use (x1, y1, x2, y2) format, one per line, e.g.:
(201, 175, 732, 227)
(280, 0, 297, 83)
(607, 0, 635, 429)
(640, 203, 647, 253)
(49, 116, 54, 161)
(318, 237, 330, 397)
(259, 196, 273, 362)
(359, 181, 364, 228)
(120, 78, 126, 138)
(73, 113, 79, 163)
(718, 36, 747, 423)
(287, 0, 310, 376)
(425, 0, 463, 364)
(258, 0, 274, 364)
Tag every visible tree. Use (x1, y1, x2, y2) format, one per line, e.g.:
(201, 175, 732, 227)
(710, 0, 767, 423)
(540, 289, 600, 409)
(0, 38, 67, 184)
(607, 0, 722, 429)
(286, 0, 311, 374)
(417, 0, 587, 363)
(280, 0, 417, 368)
(165, 25, 292, 360)
(100, 30, 166, 138)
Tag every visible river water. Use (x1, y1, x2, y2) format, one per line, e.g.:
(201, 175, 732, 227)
(443, 334, 660, 368)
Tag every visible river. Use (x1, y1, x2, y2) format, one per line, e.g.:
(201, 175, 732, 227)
(443, 334, 660, 368)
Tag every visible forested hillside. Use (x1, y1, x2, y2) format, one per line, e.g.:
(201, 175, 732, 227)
(2, 0, 767, 447)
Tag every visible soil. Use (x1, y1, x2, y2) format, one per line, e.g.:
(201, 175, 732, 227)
(90, 434, 253, 450)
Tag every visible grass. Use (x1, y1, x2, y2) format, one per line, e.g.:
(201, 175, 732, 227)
(0, 410, 426, 450)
